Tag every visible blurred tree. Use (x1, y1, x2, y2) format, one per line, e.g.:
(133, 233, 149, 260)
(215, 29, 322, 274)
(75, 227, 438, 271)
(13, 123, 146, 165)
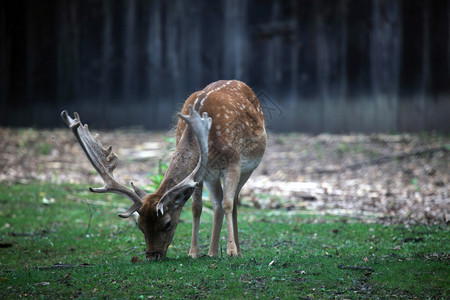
(0, 0, 448, 132)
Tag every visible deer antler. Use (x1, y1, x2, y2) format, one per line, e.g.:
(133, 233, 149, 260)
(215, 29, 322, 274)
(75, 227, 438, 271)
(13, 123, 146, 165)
(156, 105, 212, 215)
(61, 111, 145, 218)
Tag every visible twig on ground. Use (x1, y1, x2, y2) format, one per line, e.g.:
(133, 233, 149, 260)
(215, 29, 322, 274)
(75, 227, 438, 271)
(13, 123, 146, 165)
(272, 240, 298, 247)
(338, 264, 374, 272)
(35, 263, 93, 270)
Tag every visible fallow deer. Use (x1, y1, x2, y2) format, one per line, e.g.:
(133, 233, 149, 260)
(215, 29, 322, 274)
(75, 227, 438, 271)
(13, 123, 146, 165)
(61, 80, 266, 260)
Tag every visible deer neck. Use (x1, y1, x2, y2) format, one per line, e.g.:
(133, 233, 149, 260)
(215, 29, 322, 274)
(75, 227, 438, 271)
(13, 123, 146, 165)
(155, 129, 199, 197)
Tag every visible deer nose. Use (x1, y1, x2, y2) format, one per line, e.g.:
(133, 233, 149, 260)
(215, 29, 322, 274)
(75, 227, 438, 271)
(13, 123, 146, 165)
(146, 251, 162, 262)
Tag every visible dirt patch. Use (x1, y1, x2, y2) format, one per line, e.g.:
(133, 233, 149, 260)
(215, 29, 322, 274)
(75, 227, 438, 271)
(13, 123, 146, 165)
(0, 127, 448, 224)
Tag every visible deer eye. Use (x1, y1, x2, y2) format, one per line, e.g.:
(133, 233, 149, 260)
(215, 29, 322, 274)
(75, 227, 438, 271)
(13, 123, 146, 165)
(164, 221, 172, 231)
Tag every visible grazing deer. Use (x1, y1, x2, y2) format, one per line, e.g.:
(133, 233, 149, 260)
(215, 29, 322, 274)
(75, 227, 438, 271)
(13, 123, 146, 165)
(61, 80, 266, 261)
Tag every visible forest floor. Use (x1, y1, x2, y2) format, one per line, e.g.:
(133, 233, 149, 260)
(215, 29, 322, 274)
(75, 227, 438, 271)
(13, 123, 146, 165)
(1, 127, 449, 298)
(0, 127, 448, 225)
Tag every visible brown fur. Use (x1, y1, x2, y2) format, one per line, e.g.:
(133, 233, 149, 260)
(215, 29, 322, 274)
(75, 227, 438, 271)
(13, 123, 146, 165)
(138, 80, 266, 260)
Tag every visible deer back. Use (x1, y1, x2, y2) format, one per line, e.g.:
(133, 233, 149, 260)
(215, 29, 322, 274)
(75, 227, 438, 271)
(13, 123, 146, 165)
(176, 80, 266, 177)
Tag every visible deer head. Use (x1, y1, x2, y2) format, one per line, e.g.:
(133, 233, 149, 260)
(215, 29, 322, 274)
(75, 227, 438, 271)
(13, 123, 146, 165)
(61, 106, 211, 261)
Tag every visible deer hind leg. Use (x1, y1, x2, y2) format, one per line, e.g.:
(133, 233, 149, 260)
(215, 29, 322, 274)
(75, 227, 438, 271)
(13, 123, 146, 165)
(206, 179, 224, 257)
(232, 194, 241, 257)
(189, 183, 203, 258)
(232, 172, 253, 257)
(222, 166, 243, 257)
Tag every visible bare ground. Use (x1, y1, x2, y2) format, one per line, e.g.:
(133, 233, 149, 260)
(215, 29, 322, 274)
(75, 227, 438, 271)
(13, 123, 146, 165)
(0, 127, 448, 224)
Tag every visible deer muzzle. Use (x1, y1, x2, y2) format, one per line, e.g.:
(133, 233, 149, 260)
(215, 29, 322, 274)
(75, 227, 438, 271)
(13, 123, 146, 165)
(145, 250, 165, 262)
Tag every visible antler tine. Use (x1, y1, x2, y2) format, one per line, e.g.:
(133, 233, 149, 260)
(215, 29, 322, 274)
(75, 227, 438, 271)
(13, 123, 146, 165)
(131, 182, 148, 198)
(156, 106, 211, 215)
(61, 111, 146, 218)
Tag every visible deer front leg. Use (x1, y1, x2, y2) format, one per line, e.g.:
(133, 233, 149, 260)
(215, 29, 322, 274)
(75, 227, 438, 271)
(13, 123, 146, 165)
(223, 167, 242, 257)
(189, 183, 203, 258)
(206, 179, 224, 257)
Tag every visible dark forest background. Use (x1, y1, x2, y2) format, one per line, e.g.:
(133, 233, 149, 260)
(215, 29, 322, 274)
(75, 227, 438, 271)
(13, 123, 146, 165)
(1, 0, 449, 132)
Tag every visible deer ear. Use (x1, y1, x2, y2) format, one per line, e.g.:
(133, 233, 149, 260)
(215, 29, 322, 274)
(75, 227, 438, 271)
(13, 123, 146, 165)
(174, 185, 197, 206)
(156, 183, 198, 215)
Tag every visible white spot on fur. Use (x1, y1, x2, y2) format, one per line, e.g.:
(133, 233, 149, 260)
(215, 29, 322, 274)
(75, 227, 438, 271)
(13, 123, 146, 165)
(216, 125, 221, 129)
(199, 81, 236, 109)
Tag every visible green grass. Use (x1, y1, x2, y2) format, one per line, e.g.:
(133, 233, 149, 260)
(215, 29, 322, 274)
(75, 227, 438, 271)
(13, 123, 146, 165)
(0, 183, 448, 298)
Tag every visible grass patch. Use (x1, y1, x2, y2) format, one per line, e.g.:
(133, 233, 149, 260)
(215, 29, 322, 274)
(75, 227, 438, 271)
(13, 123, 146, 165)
(0, 182, 448, 298)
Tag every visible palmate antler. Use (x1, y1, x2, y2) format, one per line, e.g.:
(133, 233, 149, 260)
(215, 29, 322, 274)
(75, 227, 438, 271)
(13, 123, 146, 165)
(156, 105, 212, 215)
(61, 111, 146, 218)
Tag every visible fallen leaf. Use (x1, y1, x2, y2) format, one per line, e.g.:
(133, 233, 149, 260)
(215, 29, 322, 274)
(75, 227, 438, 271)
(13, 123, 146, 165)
(131, 256, 142, 263)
